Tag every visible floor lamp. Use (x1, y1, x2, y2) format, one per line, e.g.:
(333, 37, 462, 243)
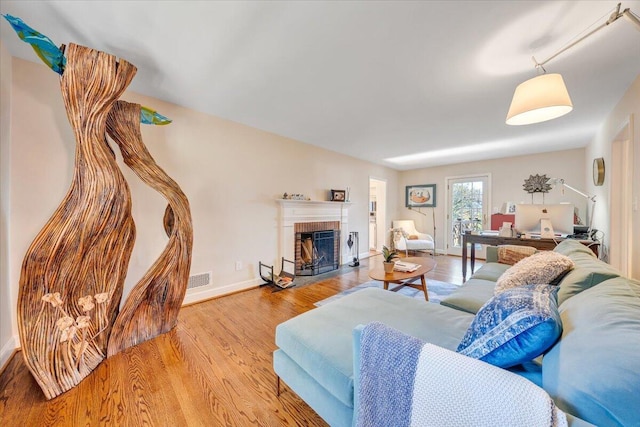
(407, 206, 438, 256)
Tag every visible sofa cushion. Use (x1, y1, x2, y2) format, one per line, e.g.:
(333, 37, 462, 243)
(553, 239, 596, 257)
(497, 245, 537, 265)
(405, 239, 434, 251)
(469, 262, 511, 282)
(273, 349, 354, 427)
(556, 251, 620, 305)
(542, 277, 640, 426)
(457, 284, 562, 369)
(495, 251, 574, 295)
(485, 245, 499, 263)
(275, 288, 474, 408)
(439, 278, 496, 314)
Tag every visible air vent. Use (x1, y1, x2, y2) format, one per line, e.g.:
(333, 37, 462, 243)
(188, 272, 211, 289)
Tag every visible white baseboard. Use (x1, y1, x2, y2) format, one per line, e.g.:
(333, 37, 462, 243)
(183, 277, 262, 306)
(0, 335, 19, 372)
(183, 251, 378, 307)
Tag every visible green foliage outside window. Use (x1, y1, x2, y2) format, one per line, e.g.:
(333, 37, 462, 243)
(451, 181, 484, 247)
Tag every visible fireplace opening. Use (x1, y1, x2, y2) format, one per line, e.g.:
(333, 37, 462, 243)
(295, 230, 340, 276)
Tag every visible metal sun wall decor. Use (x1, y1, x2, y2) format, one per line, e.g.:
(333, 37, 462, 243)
(4, 15, 193, 399)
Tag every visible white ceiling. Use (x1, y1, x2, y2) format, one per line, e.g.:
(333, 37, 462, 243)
(2, 1, 639, 170)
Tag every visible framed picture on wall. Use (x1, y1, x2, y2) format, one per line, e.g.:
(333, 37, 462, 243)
(406, 184, 436, 208)
(502, 202, 517, 214)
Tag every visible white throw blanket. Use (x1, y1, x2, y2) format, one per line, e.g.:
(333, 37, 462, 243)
(357, 322, 567, 427)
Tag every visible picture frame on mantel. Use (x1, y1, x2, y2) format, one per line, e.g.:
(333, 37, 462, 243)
(406, 184, 436, 208)
(330, 189, 346, 202)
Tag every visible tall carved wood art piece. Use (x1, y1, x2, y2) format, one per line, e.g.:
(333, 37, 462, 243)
(18, 43, 138, 399)
(5, 16, 193, 399)
(106, 101, 193, 356)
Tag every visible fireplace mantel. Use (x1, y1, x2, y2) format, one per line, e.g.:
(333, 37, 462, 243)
(275, 199, 352, 206)
(276, 199, 351, 265)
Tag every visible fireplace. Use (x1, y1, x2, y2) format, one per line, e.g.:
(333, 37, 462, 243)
(294, 221, 340, 276)
(277, 199, 351, 271)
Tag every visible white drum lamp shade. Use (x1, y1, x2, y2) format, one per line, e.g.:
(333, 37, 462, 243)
(506, 73, 573, 125)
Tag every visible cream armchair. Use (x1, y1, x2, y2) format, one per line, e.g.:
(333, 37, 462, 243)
(392, 220, 435, 256)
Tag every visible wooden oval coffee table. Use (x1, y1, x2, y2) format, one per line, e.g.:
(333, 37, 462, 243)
(368, 257, 437, 301)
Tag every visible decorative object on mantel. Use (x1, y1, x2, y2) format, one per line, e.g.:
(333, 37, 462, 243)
(406, 184, 436, 208)
(330, 189, 346, 202)
(282, 193, 310, 200)
(523, 174, 552, 203)
(4, 16, 192, 399)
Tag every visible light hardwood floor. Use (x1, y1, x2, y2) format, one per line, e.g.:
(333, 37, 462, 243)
(0, 254, 474, 426)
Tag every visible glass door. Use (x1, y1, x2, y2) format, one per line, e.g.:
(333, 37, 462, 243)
(446, 175, 490, 257)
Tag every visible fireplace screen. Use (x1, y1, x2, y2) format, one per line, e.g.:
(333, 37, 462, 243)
(295, 230, 340, 276)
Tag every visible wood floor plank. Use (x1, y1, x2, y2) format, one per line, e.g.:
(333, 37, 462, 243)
(0, 254, 469, 426)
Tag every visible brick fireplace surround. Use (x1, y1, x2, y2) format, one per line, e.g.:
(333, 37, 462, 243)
(277, 199, 351, 268)
(294, 221, 340, 275)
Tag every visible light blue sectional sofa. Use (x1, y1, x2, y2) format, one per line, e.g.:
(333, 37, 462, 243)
(273, 240, 640, 426)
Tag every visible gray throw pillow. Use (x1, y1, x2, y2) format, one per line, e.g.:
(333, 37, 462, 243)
(495, 251, 574, 295)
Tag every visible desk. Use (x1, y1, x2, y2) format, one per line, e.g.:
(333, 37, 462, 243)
(461, 232, 599, 281)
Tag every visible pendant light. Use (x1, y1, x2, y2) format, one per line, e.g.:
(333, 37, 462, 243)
(506, 73, 573, 125)
(506, 3, 640, 126)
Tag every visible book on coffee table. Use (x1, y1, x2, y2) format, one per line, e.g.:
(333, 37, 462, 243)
(394, 261, 420, 273)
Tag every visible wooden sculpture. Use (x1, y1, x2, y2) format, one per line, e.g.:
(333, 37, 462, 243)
(106, 101, 193, 356)
(17, 43, 138, 399)
(7, 15, 194, 398)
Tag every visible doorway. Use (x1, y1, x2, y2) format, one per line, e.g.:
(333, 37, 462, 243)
(369, 178, 387, 252)
(446, 174, 491, 257)
(609, 120, 633, 276)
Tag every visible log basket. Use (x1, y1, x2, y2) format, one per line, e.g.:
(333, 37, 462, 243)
(259, 258, 296, 292)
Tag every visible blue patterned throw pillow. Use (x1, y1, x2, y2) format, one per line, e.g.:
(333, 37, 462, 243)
(457, 284, 562, 368)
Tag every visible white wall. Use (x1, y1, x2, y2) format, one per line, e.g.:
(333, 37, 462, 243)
(397, 149, 587, 252)
(4, 57, 399, 362)
(587, 74, 640, 278)
(0, 40, 16, 369)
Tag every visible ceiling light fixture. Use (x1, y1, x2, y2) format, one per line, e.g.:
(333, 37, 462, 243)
(506, 3, 640, 126)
